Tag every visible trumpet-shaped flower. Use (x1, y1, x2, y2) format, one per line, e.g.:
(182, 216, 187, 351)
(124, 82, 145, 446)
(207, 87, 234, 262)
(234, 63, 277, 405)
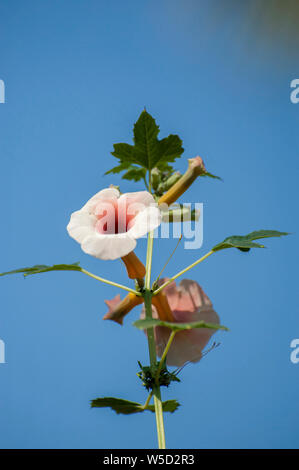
(67, 188, 161, 260)
(104, 276, 220, 367)
(142, 278, 220, 367)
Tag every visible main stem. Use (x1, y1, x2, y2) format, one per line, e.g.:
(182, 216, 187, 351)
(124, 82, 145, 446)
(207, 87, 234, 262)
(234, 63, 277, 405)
(144, 230, 166, 449)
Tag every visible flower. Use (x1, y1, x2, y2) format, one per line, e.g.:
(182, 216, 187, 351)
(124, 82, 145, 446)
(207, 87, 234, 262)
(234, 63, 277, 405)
(102, 288, 174, 326)
(143, 278, 220, 367)
(67, 188, 161, 261)
(104, 276, 220, 367)
(103, 293, 143, 325)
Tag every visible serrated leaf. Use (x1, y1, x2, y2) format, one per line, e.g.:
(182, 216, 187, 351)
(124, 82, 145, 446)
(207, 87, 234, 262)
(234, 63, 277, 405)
(212, 230, 289, 252)
(0, 263, 82, 278)
(91, 397, 180, 414)
(156, 134, 184, 167)
(109, 110, 184, 176)
(105, 161, 132, 175)
(122, 166, 147, 182)
(156, 161, 175, 173)
(106, 163, 147, 183)
(133, 318, 229, 332)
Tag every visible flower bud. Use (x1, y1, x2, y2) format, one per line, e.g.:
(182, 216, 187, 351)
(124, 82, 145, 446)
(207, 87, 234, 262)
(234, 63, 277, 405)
(121, 251, 146, 279)
(158, 156, 206, 206)
(157, 171, 182, 194)
(151, 168, 161, 191)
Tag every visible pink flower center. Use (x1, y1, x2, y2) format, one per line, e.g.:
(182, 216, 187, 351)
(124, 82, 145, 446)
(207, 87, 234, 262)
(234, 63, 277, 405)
(93, 199, 136, 235)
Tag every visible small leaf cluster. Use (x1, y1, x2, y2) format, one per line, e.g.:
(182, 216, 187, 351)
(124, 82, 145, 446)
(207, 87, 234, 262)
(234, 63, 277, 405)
(137, 361, 180, 391)
(151, 167, 182, 198)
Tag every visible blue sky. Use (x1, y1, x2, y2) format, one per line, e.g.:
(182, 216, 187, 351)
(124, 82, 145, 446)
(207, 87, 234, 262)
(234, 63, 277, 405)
(0, 0, 298, 449)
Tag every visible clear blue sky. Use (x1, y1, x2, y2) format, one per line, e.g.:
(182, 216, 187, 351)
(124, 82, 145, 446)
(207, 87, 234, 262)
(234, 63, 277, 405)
(0, 0, 298, 449)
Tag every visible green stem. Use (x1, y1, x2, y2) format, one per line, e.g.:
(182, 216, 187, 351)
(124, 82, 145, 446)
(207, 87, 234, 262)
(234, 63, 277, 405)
(144, 227, 166, 449)
(152, 381, 166, 449)
(153, 250, 214, 295)
(155, 331, 176, 384)
(142, 390, 153, 409)
(80, 268, 140, 296)
(144, 289, 156, 362)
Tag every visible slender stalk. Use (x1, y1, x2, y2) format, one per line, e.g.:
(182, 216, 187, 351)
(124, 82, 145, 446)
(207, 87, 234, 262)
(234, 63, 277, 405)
(153, 250, 214, 295)
(155, 331, 176, 384)
(154, 235, 182, 284)
(144, 286, 166, 448)
(142, 391, 153, 409)
(80, 268, 140, 296)
(152, 378, 166, 449)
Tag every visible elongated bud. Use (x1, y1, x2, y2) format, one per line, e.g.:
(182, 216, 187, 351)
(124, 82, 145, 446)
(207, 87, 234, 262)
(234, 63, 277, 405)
(158, 156, 206, 206)
(151, 167, 161, 191)
(161, 204, 200, 223)
(103, 293, 143, 325)
(121, 251, 146, 280)
(152, 290, 174, 322)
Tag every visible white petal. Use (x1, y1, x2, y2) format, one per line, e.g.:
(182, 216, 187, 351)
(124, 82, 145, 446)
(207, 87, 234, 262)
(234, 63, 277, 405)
(81, 187, 120, 212)
(67, 210, 96, 243)
(127, 206, 161, 239)
(81, 233, 136, 260)
(119, 191, 155, 207)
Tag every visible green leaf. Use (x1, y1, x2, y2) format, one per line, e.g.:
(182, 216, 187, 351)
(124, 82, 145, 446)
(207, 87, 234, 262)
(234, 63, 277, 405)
(212, 230, 289, 252)
(155, 161, 175, 173)
(155, 135, 184, 167)
(0, 263, 82, 278)
(105, 163, 148, 185)
(133, 318, 229, 332)
(91, 398, 144, 414)
(122, 166, 147, 182)
(108, 110, 184, 177)
(91, 397, 180, 414)
(105, 161, 132, 175)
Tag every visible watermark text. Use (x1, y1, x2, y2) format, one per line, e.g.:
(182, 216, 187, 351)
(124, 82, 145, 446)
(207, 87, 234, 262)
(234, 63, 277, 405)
(0, 339, 5, 364)
(290, 339, 299, 364)
(0, 79, 5, 103)
(290, 79, 299, 104)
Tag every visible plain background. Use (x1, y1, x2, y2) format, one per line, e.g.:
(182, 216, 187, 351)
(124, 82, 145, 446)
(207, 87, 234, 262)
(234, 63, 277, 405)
(0, 0, 298, 449)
